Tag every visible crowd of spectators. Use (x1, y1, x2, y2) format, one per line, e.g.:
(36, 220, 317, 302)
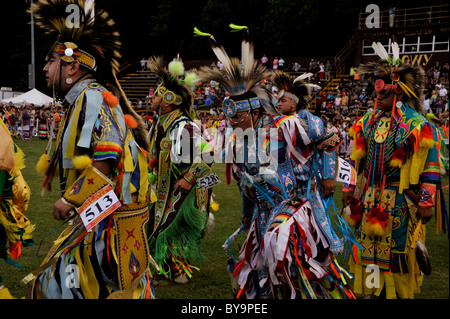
(0, 101, 61, 140)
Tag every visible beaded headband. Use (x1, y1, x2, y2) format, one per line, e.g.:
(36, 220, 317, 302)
(278, 90, 300, 104)
(222, 96, 260, 118)
(49, 42, 97, 71)
(155, 84, 183, 105)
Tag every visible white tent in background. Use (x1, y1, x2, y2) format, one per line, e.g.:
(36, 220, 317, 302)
(1, 88, 52, 107)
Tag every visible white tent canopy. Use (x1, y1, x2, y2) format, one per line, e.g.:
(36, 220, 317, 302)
(1, 88, 53, 107)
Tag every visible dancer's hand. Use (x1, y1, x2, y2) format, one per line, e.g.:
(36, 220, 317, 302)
(417, 206, 433, 224)
(342, 191, 356, 207)
(241, 215, 251, 230)
(175, 178, 193, 194)
(52, 199, 73, 220)
(321, 179, 336, 198)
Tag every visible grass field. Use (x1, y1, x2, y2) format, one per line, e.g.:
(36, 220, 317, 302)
(1, 138, 448, 299)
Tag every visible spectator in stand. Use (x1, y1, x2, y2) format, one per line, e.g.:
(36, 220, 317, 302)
(436, 96, 445, 115)
(442, 62, 449, 83)
(319, 62, 325, 81)
(261, 54, 268, 66)
(272, 56, 279, 70)
(358, 88, 368, 104)
(339, 126, 349, 158)
(365, 75, 375, 96)
(217, 60, 224, 71)
(388, 5, 396, 27)
(431, 76, 439, 90)
(431, 87, 439, 106)
(278, 57, 285, 70)
(433, 60, 441, 80)
(341, 91, 349, 115)
(325, 60, 332, 81)
(21, 104, 34, 140)
(334, 93, 342, 112)
(424, 76, 432, 91)
(423, 94, 431, 114)
(140, 57, 147, 71)
(148, 87, 154, 99)
(193, 91, 204, 110)
(293, 62, 301, 72)
(439, 85, 448, 98)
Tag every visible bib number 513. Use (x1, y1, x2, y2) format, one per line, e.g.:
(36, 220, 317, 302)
(77, 186, 121, 232)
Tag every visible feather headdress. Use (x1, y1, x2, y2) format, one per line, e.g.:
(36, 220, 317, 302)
(147, 56, 197, 120)
(272, 70, 317, 111)
(193, 25, 278, 117)
(30, 0, 149, 150)
(358, 41, 425, 114)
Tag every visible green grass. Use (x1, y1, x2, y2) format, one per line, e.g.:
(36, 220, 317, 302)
(1, 138, 448, 299)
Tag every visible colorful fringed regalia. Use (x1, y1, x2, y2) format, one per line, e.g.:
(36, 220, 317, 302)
(195, 25, 355, 299)
(343, 41, 448, 299)
(22, 0, 154, 299)
(426, 113, 449, 175)
(146, 57, 216, 283)
(0, 118, 35, 299)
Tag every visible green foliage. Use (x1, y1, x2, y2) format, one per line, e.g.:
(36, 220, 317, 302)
(1, 0, 361, 92)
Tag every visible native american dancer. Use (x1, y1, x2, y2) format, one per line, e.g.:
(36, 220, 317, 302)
(0, 118, 35, 299)
(146, 57, 216, 284)
(22, 0, 154, 299)
(342, 42, 448, 299)
(426, 113, 449, 176)
(196, 25, 355, 299)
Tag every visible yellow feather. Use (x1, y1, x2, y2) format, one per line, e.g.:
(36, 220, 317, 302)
(72, 155, 92, 171)
(365, 222, 385, 237)
(36, 153, 50, 175)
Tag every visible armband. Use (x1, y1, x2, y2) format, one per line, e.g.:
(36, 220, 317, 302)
(418, 183, 436, 208)
(183, 159, 212, 184)
(317, 132, 342, 152)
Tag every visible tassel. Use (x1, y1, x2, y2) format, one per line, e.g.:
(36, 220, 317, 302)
(210, 201, 219, 212)
(352, 128, 366, 161)
(204, 213, 215, 236)
(349, 201, 364, 227)
(36, 152, 50, 175)
(72, 155, 92, 170)
(365, 205, 389, 237)
(148, 158, 158, 169)
(9, 241, 22, 260)
(102, 91, 119, 108)
(390, 146, 406, 168)
(124, 114, 138, 128)
(419, 122, 435, 149)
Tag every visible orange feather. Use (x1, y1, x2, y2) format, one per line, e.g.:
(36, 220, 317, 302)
(124, 114, 138, 128)
(102, 91, 119, 108)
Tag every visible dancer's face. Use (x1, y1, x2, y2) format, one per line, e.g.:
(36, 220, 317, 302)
(43, 53, 66, 89)
(376, 89, 395, 112)
(277, 96, 296, 115)
(227, 110, 251, 129)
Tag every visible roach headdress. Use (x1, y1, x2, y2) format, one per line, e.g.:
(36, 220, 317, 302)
(147, 56, 198, 120)
(30, 0, 149, 150)
(358, 41, 425, 114)
(272, 70, 319, 111)
(193, 24, 279, 118)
